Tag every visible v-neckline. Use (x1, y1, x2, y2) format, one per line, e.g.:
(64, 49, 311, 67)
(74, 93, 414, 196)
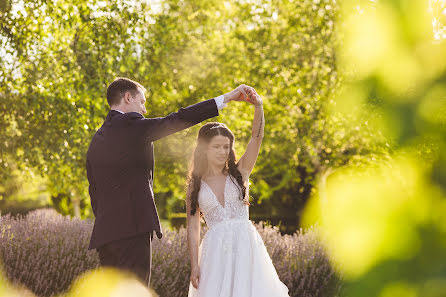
(202, 174, 229, 209)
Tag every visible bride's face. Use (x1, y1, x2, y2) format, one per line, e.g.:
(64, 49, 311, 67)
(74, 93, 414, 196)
(206, 135, 231, 167)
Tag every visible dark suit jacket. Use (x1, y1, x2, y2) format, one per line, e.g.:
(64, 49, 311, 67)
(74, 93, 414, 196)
(86, 99, 219, 249)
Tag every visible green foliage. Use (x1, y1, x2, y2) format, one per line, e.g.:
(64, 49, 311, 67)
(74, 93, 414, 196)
(0, 156, 50, 215)
(303, 1, 446, 296)
(0, 0, 385, 226)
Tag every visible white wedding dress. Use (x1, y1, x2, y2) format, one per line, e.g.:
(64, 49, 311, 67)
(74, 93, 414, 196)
(188, 175, 290, 297)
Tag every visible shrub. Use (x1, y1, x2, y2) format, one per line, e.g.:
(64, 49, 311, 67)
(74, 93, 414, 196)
(0, 210, 342, 297)
(0, 209, 99, 296)
(255, 223, 343, 297)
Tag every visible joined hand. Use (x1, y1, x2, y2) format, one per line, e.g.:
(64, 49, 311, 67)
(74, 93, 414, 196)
(244, 86, 263, 106)
(224, 85, 262, 106)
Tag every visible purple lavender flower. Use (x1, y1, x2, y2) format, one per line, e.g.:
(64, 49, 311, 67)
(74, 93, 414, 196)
(0, 210, 342, 297)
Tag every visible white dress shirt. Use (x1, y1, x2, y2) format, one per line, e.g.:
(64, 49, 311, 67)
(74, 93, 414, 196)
(213, 95, 227, 110)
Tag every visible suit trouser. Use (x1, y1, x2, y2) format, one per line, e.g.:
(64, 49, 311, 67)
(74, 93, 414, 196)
(97, 232, 153, 286)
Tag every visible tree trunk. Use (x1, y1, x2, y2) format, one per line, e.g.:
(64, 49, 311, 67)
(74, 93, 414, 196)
(72, 193, 81, 218)
(317, 168, 334, 216)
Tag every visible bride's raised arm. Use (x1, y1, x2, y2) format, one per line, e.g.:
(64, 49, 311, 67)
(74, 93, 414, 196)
(237, 88, 264, 179)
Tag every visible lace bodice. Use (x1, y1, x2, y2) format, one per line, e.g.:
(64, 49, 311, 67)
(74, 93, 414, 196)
(198, 175, 249, 228)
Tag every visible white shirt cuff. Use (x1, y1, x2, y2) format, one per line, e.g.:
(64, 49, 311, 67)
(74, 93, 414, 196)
(214, 95, 227, 110)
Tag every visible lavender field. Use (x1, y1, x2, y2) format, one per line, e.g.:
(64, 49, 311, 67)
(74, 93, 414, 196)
(0, 209, 342, 297)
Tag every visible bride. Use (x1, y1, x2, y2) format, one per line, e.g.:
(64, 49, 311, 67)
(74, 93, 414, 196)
(186, 87, 289, 297)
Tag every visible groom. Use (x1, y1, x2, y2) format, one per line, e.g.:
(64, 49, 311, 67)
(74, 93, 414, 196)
(86, 77, 249, 286)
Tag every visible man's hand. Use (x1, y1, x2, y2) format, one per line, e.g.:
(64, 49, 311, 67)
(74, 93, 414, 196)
(223, 84, 249, 103)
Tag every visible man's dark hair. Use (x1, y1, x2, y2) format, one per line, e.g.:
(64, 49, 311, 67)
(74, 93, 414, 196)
(106, 77, 146, 107)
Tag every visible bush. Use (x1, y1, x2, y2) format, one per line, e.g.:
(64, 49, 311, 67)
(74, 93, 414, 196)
(256, 223, 343, 297)
(0, 209, 99, 296)
(0, 210, 342, 297)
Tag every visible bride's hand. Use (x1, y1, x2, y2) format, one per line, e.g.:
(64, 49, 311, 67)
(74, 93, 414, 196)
(244, 86, 263, 106)
(190, 266, 200, 289)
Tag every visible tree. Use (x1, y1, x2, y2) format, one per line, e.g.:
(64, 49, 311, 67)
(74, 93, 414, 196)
(0, 0, 386, 229)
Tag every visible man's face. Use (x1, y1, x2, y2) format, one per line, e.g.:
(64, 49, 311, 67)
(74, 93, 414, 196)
(128, 89, 147, 115)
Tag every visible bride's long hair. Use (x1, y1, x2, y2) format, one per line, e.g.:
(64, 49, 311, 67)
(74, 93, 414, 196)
(188, 122, 249, 216)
